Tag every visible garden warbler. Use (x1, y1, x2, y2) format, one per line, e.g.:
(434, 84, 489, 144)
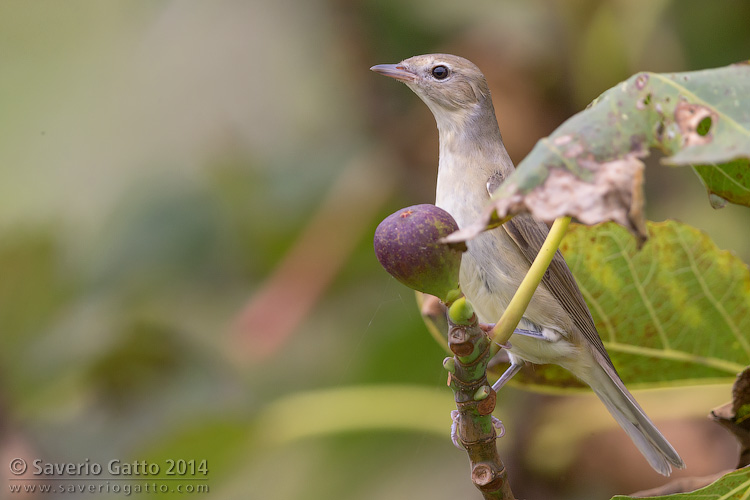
(371, 54, 685, 476)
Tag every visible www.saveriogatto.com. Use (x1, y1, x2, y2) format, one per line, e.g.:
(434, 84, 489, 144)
(7, 457, 209, 495)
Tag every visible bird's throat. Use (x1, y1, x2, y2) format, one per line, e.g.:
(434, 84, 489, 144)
(434, 110, 511, 228)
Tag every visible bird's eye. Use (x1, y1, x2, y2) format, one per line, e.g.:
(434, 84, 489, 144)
(431, 65, 449, 80)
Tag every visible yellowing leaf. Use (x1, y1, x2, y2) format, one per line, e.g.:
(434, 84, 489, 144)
(611, 466, 750, 500)
(493, 220, 749, 390)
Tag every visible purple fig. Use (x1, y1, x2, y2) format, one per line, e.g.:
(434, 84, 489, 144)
(374, 204, 464, 302)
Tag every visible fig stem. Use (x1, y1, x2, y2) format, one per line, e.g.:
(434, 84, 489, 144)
(489, 216, 571, 356)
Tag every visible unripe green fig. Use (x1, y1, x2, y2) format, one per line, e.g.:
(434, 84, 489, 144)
(374, 204, 464, 303)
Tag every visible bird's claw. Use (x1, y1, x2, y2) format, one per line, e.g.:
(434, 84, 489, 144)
(492, 416, 505, 438)
(494, 340, 512, 350)
(451, 411, 505, 448)
(450, 410, 463, 449)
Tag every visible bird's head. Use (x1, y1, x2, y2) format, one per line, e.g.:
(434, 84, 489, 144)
(371, 54, 492, 129)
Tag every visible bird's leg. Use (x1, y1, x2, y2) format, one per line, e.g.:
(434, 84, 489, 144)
(451, 326, 538, 447)
(481, 323, 547, 341)
(490, 362, 523, 392)
(482, 323, 547, 391)
(512, 328, 547, 339)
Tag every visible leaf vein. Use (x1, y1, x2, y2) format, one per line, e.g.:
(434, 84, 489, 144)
(674, 228, 750, 359)
(604, 342, 745, 374)
(705, 162, 750, 192)
(717, 477, 750, 500)
(612, 234, 671, 349)
(579, 284, 617, 344)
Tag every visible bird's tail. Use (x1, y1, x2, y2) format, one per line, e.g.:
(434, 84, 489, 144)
(582, 359, 685, 476)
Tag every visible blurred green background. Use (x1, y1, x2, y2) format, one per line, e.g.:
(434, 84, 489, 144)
(0, 1, 748, 499)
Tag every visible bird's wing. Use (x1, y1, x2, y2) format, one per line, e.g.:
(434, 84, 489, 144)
(502, 213, 617, 371)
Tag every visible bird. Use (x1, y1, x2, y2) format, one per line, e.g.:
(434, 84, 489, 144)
(371, 53, 685, 476)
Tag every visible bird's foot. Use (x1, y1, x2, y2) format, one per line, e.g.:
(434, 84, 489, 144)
(492, 416, 505, 438)
(450, 411, 505, 449)
(496, 340, 512, 350)
(450, 410, 463, 449)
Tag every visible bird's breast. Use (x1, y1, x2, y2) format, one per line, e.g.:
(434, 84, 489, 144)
(435, 149, 574, 364)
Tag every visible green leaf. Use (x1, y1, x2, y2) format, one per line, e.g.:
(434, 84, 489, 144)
(493, 220, 749, 391)
(136, 418, 249, 499)
(694, 158, 750, 208)
(611, 466, 750, 500)
(448, 62, 750, 244)
(253, 385, 454, 446)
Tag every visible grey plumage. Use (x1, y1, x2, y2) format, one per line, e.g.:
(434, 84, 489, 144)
(372, 53, 685, 475)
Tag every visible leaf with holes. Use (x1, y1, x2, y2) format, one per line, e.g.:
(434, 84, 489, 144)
(489, 220, 749, 390)
(446, 62, 750, 244)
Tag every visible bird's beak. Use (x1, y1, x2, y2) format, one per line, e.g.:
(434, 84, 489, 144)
(370, 63, 417, 83)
